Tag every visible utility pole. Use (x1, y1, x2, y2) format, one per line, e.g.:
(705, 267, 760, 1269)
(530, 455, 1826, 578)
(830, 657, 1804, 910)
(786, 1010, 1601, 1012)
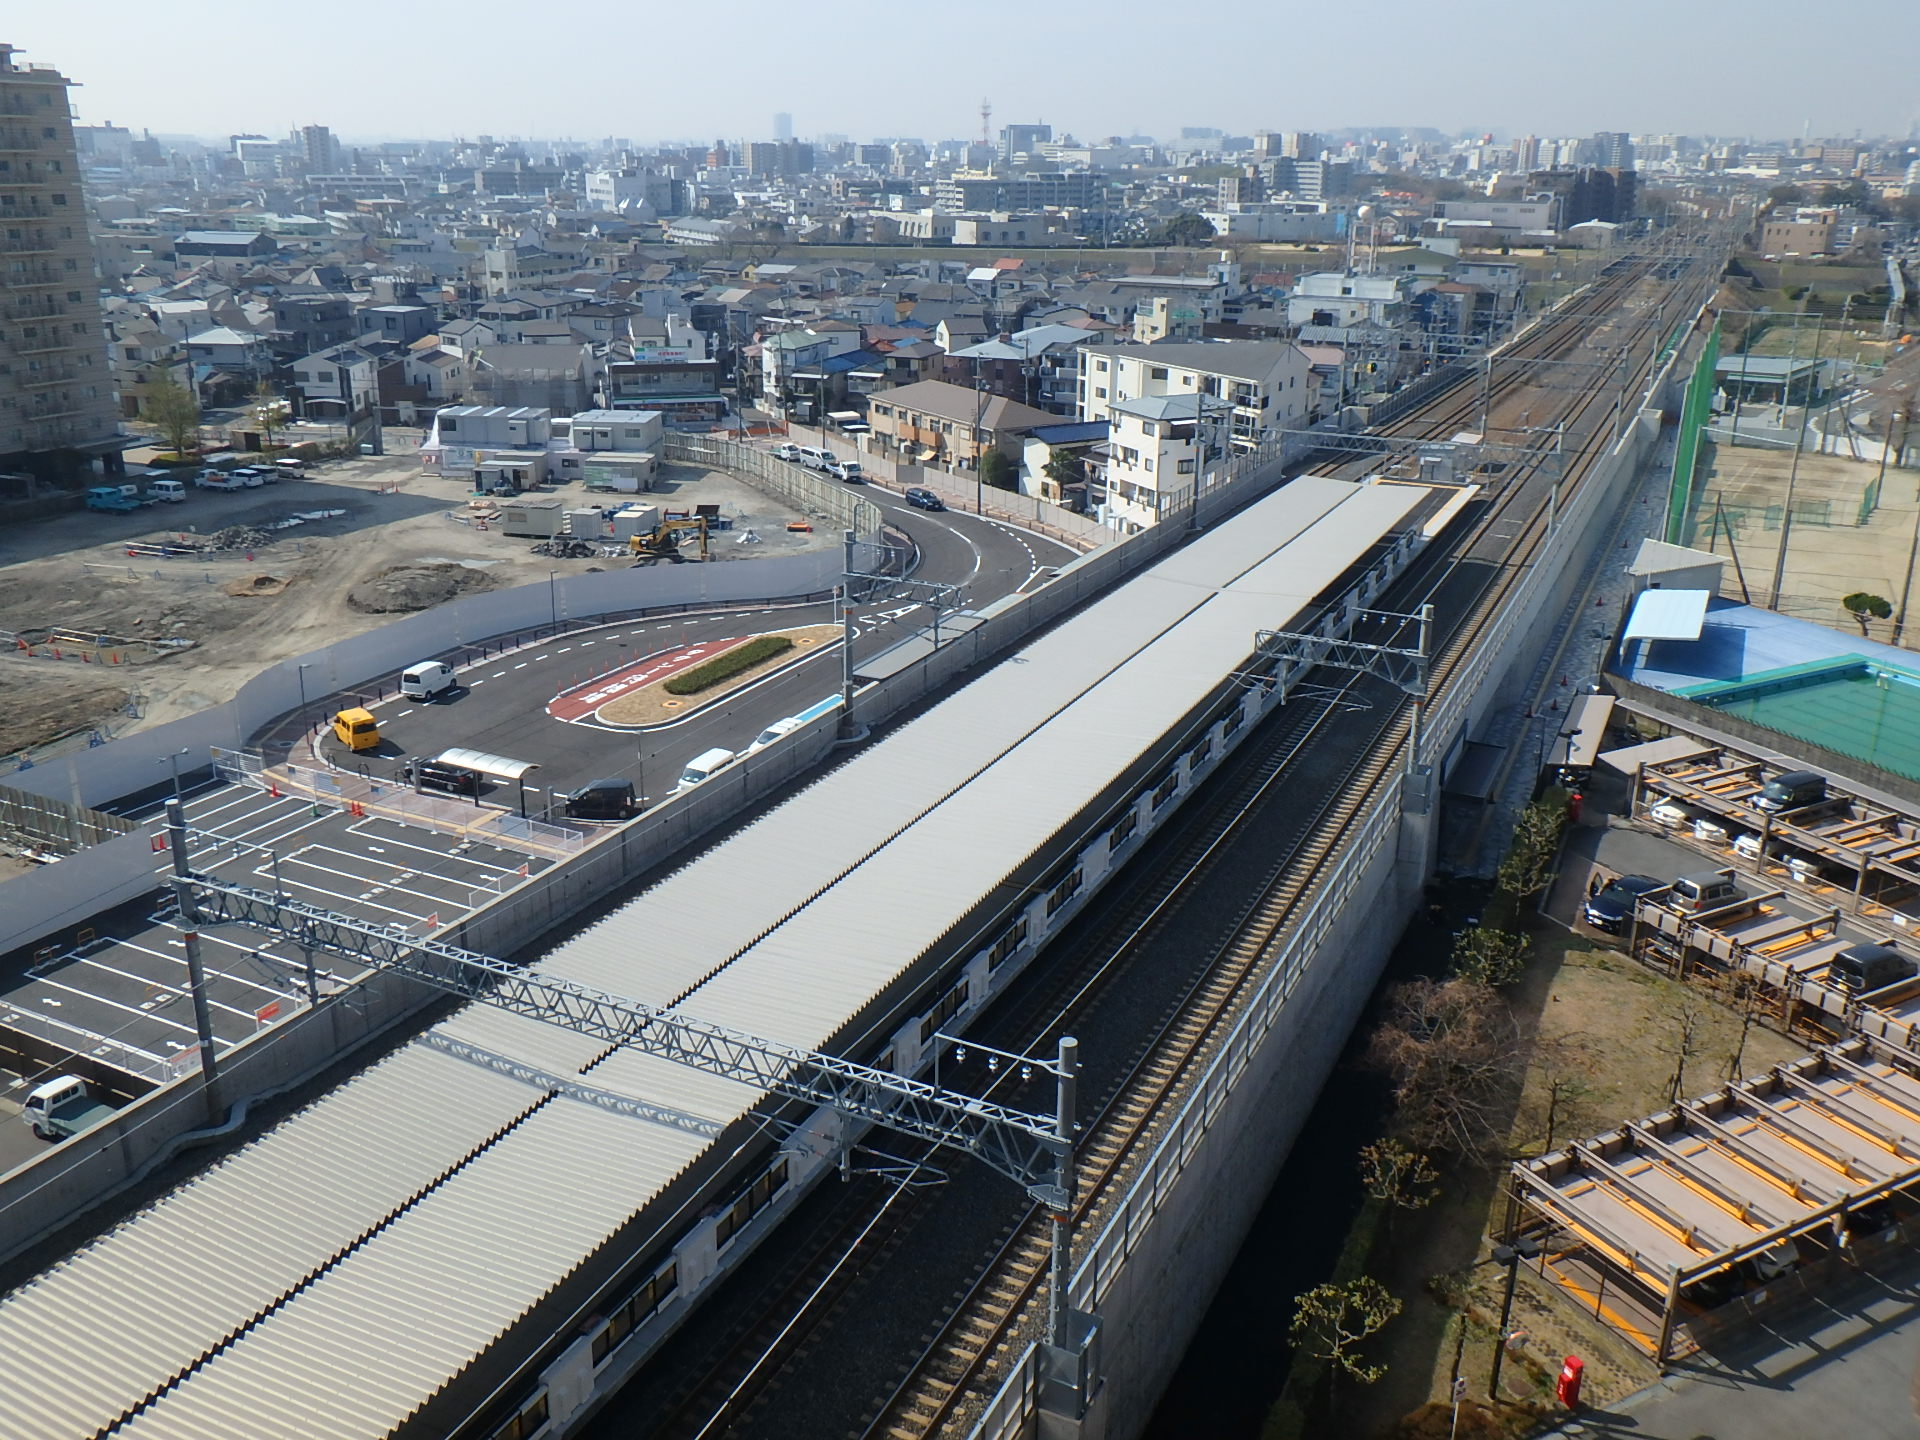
(1046, 1034, 1079, 1349)
(164, 798, 220, 1083)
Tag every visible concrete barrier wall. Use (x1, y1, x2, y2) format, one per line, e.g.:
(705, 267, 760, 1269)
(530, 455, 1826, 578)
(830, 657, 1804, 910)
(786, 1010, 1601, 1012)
(1, 828, 168, 955)
(663, 433, 882, 541)
(5, 553, 841, 811)
(0, 705, 847, 1264)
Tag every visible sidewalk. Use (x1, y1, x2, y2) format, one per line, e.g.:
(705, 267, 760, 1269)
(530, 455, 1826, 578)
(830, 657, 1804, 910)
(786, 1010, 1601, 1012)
(1550, 1258, 1920, 1439)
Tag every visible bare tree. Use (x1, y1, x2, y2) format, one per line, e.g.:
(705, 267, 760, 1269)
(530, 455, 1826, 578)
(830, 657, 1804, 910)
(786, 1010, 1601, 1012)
(1665, 1002, 1708, 1103)
(1290, 1276, 1401, 1384)
(1367, 977, 1524, 1163)
(250, 378, 290, 452)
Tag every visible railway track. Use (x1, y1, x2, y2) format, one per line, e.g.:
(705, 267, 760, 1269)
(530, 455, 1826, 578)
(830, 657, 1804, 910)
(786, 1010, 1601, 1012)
(617, 234, 1724, 1440)
(862, 240, 1717, 1438)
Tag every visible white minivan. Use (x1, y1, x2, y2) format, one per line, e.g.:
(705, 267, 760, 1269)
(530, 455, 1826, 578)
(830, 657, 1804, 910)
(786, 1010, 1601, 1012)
(399, 660, 457, 701)
(148, 479, 188, 503)
(676, 747, 738, 792)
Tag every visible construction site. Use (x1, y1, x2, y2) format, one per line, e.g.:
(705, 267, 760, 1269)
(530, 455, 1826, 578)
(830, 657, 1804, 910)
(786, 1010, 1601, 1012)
(0, 453, 834, 767)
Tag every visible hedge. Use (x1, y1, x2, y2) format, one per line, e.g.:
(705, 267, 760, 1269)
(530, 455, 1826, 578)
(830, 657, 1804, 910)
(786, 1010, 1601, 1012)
(664, 635, 794, 695)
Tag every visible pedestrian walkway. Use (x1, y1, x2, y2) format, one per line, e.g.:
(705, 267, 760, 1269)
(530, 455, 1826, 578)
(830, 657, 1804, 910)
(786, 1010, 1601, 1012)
(1550, 1259, 1920, 1440)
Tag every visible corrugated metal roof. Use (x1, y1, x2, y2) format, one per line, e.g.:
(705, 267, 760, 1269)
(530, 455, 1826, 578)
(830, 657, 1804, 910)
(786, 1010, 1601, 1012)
(1624, 587, 1711, 643)
(0, 1048, 545, 1440)
(0, 475, 1422, 1438)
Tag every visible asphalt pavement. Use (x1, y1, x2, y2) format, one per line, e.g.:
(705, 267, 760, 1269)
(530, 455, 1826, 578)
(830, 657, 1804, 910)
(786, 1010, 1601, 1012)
(316, 490, 1075, 811)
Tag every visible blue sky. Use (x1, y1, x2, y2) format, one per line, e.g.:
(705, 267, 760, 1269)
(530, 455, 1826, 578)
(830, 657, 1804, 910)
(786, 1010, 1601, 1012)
(10, 0, 1916, 145)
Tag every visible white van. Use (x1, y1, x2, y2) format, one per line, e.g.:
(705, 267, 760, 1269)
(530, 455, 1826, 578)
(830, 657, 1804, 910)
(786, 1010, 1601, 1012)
(149, 479, 188, 503)
(676, 747, 738, 792)
(399, 660, 457, 701)
(746, 716, 805, 756)
(796, 446, 831, 471)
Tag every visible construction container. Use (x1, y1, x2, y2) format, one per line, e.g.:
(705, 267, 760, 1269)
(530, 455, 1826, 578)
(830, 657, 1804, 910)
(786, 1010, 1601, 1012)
(611, 504, 661, 542)
(499, 499, 565, 537)
(564, 507, 609, 539)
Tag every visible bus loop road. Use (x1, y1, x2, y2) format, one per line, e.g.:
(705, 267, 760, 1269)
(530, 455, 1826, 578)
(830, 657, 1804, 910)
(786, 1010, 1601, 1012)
(311, 490, 1077, 812)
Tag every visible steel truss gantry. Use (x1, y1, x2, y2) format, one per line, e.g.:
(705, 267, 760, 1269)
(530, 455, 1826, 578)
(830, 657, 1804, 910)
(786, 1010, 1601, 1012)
(1256, 604, 1435, 782)
(185, 871, 1074, 1206)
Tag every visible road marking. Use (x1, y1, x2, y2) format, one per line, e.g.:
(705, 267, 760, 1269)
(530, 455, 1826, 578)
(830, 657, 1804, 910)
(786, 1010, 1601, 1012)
(396, 709, 414, 718)
(469, 679, 484, 686)
(514, 662, 527, 670)
(491, 671, 506, 679)
(558, 647, 572, 654)
(580, 640, 594, 646)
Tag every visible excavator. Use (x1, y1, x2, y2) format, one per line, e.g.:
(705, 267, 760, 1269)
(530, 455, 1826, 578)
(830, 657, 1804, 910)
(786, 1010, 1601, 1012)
(628, 515, 710, 564)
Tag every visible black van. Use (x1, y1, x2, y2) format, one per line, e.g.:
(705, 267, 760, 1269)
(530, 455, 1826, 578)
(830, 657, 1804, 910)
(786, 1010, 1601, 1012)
(563, 778, 640, 822)
(1830, 943, 1915, 995)
(1754, 770, 1826, 814)
(402, 756, 481, 796)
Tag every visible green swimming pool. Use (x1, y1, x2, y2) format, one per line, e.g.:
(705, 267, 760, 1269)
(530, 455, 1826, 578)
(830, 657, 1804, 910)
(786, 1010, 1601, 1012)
(1684, 660, 1920, 783)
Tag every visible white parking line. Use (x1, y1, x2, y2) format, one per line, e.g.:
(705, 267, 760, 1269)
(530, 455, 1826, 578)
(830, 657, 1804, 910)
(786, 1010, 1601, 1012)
(469, 679, 485, 685)
(286, 844, 485, 905)
(532, 653, 550, 661)
(557, 647, 572, 654)
(397, 709, 414, 718)
(492, 671, 507, 679)
(270, 864, 443, 922)
(514, 662, 527, 670)
(579, 640, 594, 646)
(344, 823, 520, 875)
(32, 976, 198, 1037)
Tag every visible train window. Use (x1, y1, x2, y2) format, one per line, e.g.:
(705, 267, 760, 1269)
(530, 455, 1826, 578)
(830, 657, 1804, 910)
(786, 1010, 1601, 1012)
(716, 1158, 791, 1250)
(487, 1390, 550, 1440)
(988, 915, 1029, 970)
(1047, 866, 1084, 916)
(919, 977, 970, 1043)
(591, 1261, 680, 1366)
(1108, 809, 1138, 854)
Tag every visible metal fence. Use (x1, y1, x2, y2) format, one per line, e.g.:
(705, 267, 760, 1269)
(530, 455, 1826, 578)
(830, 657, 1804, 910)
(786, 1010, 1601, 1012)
(664, 433, 883, 541)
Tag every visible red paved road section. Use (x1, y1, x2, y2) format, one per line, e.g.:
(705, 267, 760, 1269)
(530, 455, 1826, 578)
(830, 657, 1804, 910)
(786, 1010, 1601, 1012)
(546, 637, 748, 721)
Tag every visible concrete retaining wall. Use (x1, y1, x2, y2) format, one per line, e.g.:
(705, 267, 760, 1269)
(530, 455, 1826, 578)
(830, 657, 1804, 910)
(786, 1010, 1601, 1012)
(3, 553, 841, 812)
(1, 829, 169, 956)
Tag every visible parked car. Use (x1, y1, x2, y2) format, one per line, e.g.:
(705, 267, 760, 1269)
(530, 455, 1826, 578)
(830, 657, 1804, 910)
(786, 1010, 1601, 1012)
(826, 458, 866, 483)
(1830, 942, 1915, 995)
(904, 487, 946, 511)
(1667, 871, 1748, 916)
(772, 443, 806, 464)
(402, 756, 481, 796)
(1582, 873, 1666, 934)
(1753, 770, 1826, 814)
(562, 778, 640, 822)
(227, 466, 268, 487)
(796, 446, 831, 471)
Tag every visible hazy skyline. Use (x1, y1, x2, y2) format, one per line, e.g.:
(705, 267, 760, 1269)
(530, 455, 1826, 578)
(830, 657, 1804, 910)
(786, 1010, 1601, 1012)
(10, 0, 1917, 147)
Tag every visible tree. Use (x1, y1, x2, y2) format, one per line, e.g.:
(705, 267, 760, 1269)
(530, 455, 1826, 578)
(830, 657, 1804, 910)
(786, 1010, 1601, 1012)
(1043, 449, 1082, 495)
(1842, 592, 1892, 637)
(1450, 927, 1528, 988)
(1290, 1277, 1401, 1384)
(1358, 1138, 1440, 1212)
(1152, 211, 1216, 248)
(1767, 184, 1806, 206)
(1664, 1001, 1708, 1103)
(1497, 798, 1566, 902)
(1366, 977, 1523, 1162)
(144, 368, 201, 457)
(250, 378, 291, 452)
(979, 446, 1018, 492)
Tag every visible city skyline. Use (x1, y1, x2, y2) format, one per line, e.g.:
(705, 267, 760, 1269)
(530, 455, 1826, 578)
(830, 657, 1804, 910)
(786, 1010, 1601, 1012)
(10, 0, 1917, 147)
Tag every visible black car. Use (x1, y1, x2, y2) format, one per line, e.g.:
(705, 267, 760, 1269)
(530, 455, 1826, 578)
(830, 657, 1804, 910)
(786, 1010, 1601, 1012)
(1582, 873, 1665, 933)
(904, 487, 946, 512)
(563, 778, 640, 822)
(402, 757, 481, 796)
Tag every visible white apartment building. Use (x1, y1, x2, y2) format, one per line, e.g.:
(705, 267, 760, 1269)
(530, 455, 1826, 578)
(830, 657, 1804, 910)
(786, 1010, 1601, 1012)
(1079, 341, 1312, 452)
(1101, 393, 1214, 533)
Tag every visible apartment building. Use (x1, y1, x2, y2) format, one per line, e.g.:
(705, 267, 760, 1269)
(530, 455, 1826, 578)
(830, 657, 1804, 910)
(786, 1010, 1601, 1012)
(1078, 341, 1312, 451)
(0, 45, 122, 478)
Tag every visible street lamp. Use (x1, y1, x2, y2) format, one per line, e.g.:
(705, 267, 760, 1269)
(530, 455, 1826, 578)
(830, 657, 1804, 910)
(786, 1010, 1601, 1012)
(295, 662, 313, 738)
(157, 748, 190, 800)
(1488, 1236, 1544, 1401)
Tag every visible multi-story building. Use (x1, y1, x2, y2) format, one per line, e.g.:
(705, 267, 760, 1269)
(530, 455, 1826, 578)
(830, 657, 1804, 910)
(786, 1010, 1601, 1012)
(0, 45, 122, 479)
(934, 169, 1104, 213)
(299, 123, 339, 173)
(1079, 340, 1313, 458)
(999, 122, 1051, 164)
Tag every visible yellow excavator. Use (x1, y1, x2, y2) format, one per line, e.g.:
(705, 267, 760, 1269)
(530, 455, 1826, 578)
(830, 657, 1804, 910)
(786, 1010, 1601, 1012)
(629, 515, 710, 563)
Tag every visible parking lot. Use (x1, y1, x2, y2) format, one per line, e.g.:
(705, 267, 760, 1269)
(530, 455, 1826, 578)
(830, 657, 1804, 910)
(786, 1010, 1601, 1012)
(0, 774, 560, 1159)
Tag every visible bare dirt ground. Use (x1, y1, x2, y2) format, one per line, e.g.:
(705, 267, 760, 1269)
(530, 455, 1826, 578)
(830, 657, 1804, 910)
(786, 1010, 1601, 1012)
(0, 453, 833, 751)
(1352, 931, 1807, 1438)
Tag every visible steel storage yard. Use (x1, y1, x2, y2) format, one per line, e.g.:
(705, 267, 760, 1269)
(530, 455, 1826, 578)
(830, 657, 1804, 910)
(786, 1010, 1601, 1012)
(0, 476, 1427, 1440)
